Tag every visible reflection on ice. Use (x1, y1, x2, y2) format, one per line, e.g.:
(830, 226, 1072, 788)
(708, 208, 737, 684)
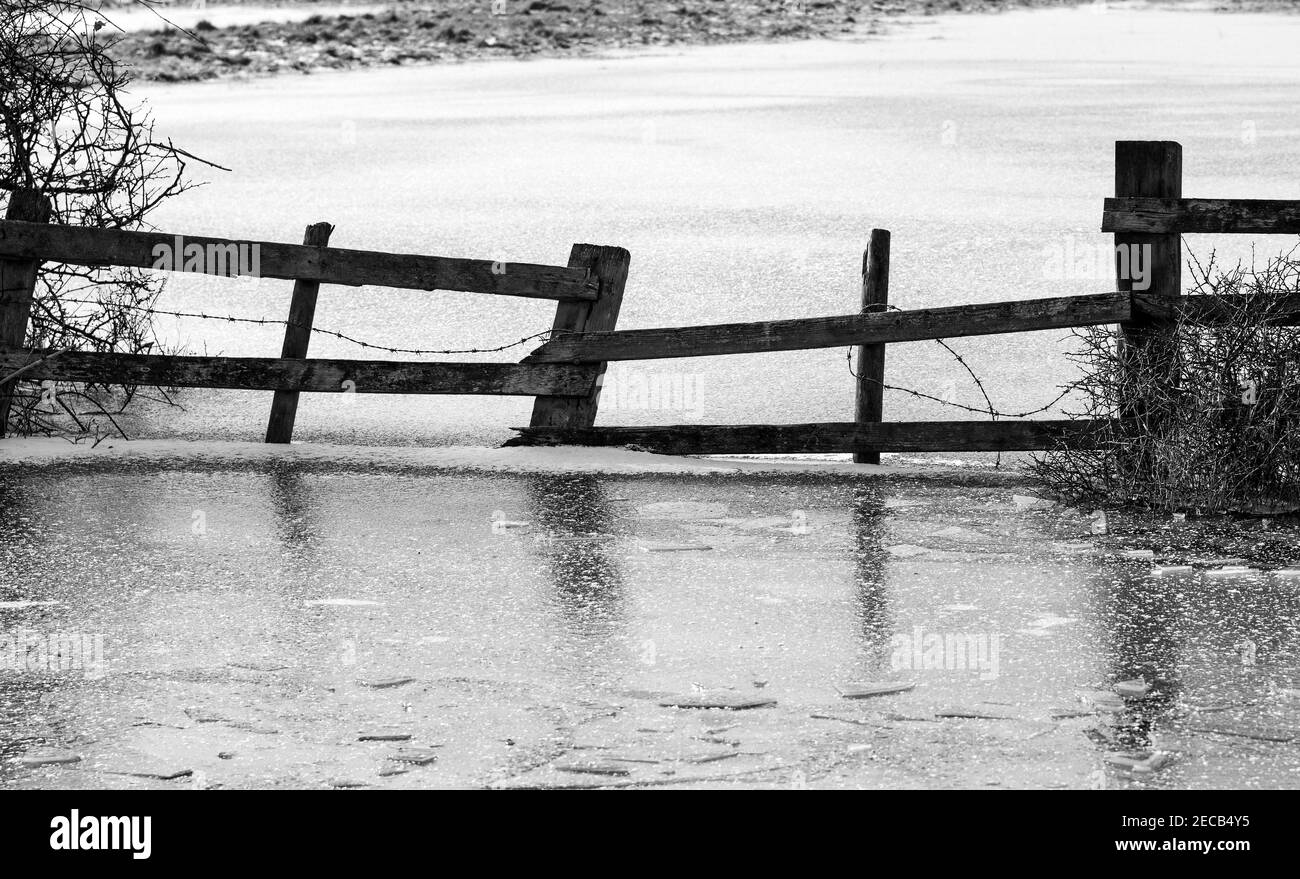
(2, 456, 1296, 787)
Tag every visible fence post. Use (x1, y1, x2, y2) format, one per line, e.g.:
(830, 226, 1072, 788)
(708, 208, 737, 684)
(1114, 141, 1182, 474)
(0, 190, 53, 437)
(853, 229, 890, 464)
(528, 244, 630, 430)
(265, 221, 334, 443)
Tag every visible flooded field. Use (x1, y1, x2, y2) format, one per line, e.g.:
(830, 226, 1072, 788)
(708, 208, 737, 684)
(3, 4, 1298, 792)
(1, 450, 1297, 788)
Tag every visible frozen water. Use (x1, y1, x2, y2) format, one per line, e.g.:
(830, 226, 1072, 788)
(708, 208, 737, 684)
(121, 6, 1300, 448)
(1, 451, 1298, 788)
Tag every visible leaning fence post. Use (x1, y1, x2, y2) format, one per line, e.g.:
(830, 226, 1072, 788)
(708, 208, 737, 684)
(0, 190, 53, 437)
(265, 221, 334, 443)
(528, 244, 630, 430)
(853, 229, 890, 464)
(1114, 141, 1182, 474)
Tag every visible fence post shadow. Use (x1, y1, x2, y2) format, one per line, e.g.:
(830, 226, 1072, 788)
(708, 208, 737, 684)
(267, 463, 320, 556)
(851, 485, 894, 673)
(525, 474, 628, 655)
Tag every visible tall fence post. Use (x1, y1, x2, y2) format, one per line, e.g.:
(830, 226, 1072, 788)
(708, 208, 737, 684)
(265, 221, 333, 443)
(853, 228, 890, 464)
(1114, 141, 1182, 474)
(528, 244, 630, 430)
(0, 190, 53, 437)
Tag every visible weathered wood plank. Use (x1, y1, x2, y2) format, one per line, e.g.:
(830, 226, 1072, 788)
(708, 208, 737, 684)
(1114, 143, 1182, 482)
(0, 193, 52, 436)
(1133, 292, 1300, 325)
(528, 244, 630, 428)
(0, 347, 600, 396)
(1102, 197, 1300, 234)
(853, 228, 890, 464)
(523, 292, 1133, 364)
(0, 220, 596, 301)
(506, 420, 1102, 453)
(266, 221, 333, 443)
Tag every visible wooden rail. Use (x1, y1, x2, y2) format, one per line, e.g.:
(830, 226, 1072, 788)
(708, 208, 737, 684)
(0, 220, 597, 301)
(1133, 293, 1300, 324)
(0, 347, 600, 396)
(0, 207, 618, 440)
(524, 292, 1132, 364)
(508, 420, 1101, 454)
(1103, 198, 1300, 235)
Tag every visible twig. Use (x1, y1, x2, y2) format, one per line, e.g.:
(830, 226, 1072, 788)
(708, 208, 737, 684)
(0, 348, 68, 385)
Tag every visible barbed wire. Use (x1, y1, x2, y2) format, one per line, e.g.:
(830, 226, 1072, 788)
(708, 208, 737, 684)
(50, 298, 553, 356)
(846, 345, 1078, 419)
(845, 304, 1079, 420)
(44, 295, 1078, 424)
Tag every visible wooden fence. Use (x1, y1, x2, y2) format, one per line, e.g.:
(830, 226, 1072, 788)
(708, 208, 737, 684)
(0, 197, 627, 442)
(1, 140, 1297, 456)
(510, 139, 1300, 456)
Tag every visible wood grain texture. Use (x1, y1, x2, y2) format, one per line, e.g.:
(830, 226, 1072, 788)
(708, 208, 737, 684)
(507, 419, 1102, 453)
(0, 347, 600, 396)
(1133, 292, 1300, 325)
(1114, 142, 1182, 473)
(0, 220, 595, 301)
(1114, 143, 1182, 324)
(853, 228, 890, 464)
(0, 193, 52, 436)
(524, 292, 1133, 363)
(266, 221, 333, 443)
(1103, 197, 1300, 234)
(528, 244, 630, 428)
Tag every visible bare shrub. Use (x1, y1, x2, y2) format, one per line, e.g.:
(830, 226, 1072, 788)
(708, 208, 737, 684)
(1, 1, 216, 438)
(1034, 249, 1300, 513)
